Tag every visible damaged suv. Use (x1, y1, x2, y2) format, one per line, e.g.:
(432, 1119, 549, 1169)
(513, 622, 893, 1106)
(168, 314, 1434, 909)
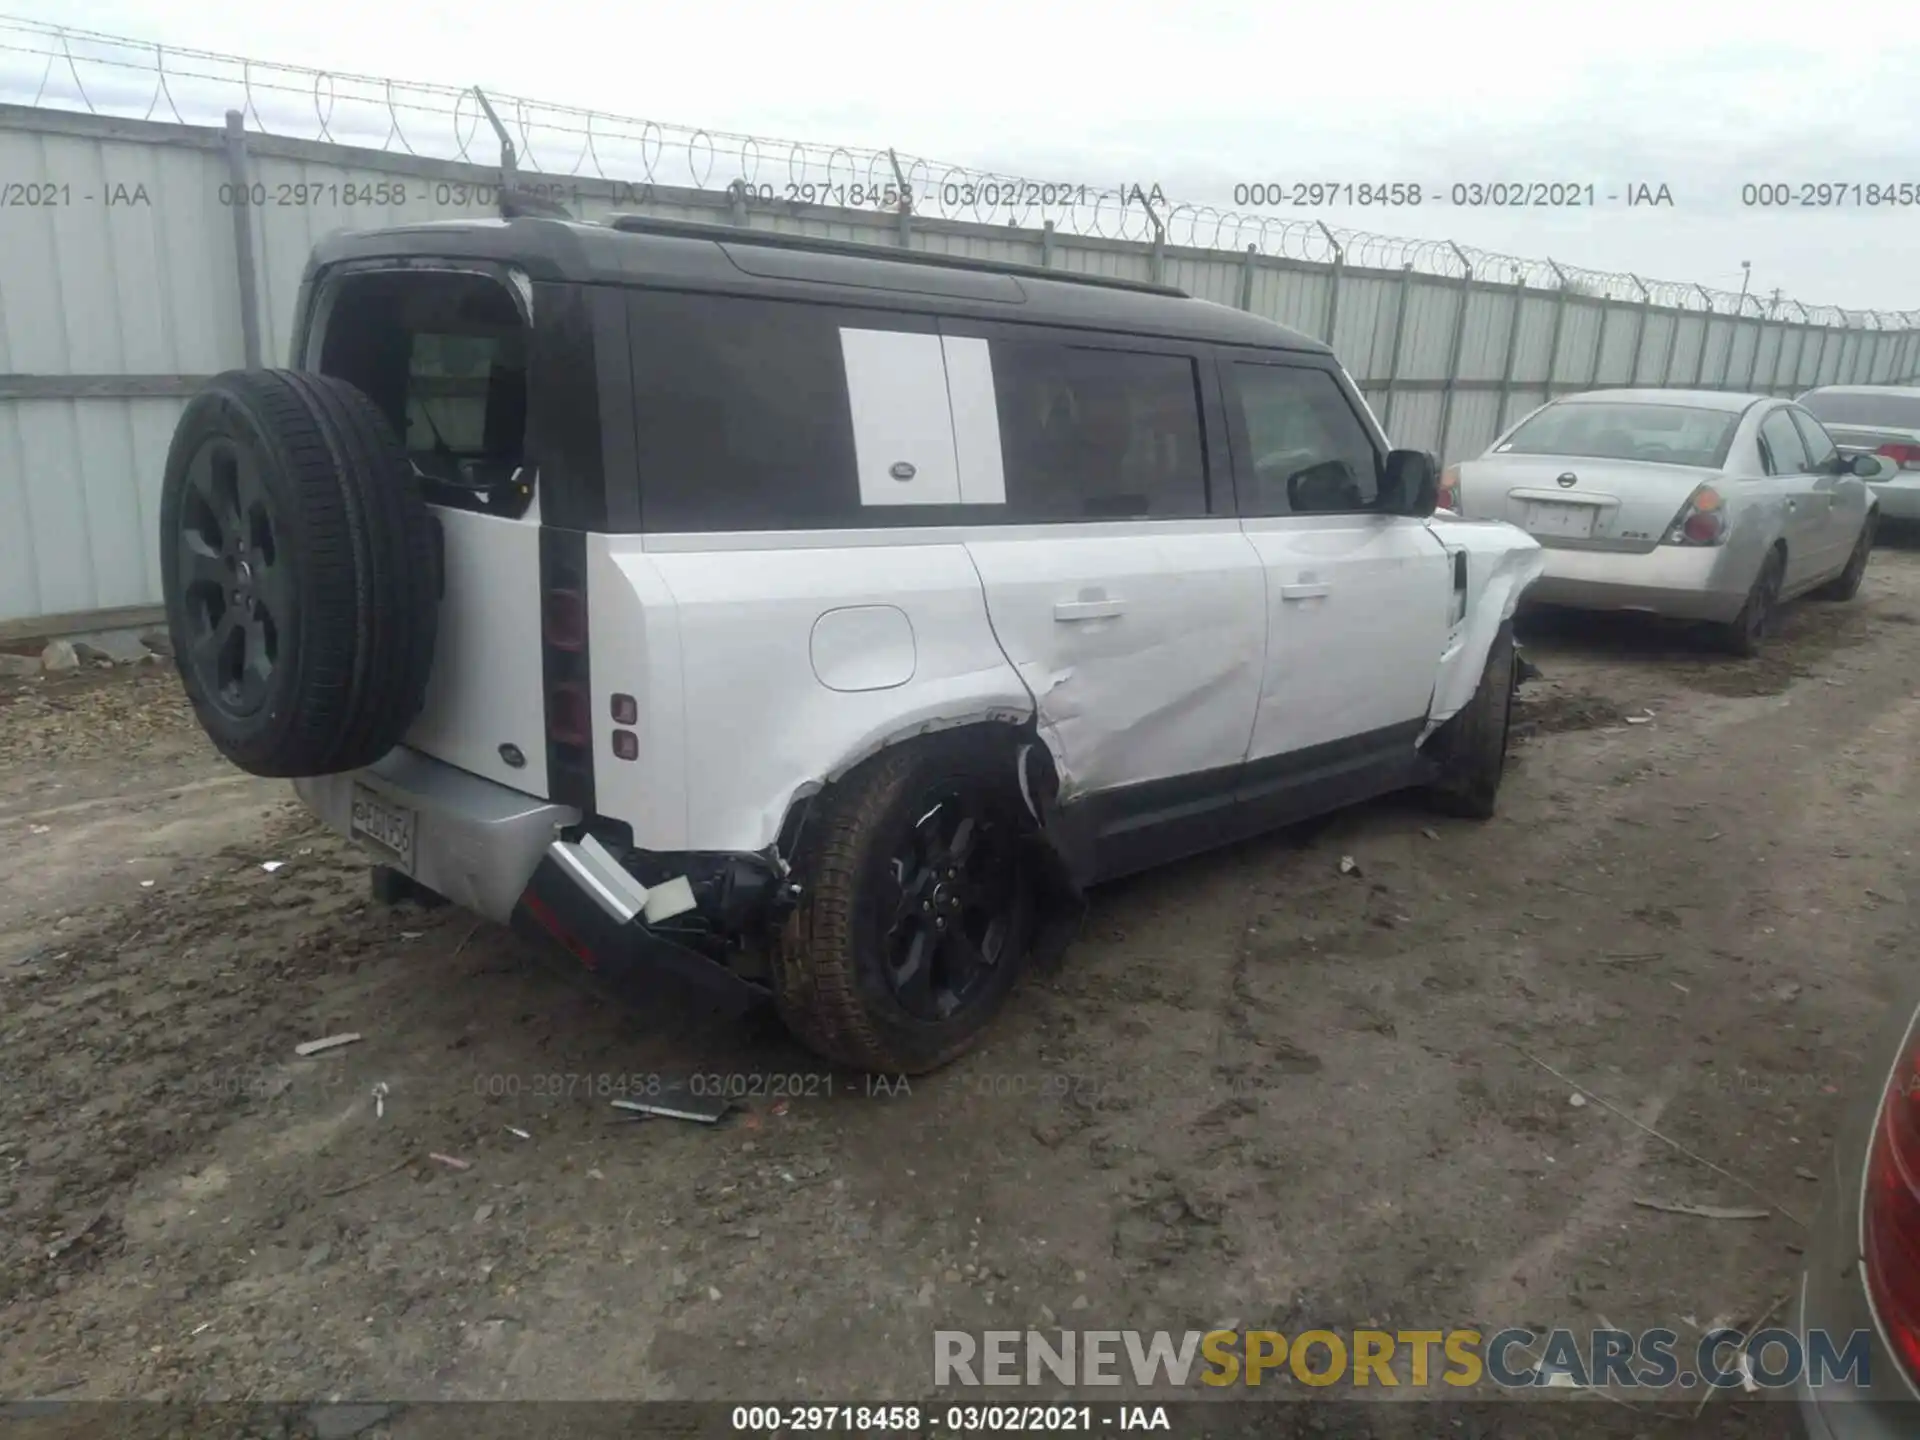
(157, 215, 1544, 1074)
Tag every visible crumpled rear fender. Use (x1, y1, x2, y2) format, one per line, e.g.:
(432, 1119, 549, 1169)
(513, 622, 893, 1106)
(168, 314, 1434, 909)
(1422, 518, 1546, 737)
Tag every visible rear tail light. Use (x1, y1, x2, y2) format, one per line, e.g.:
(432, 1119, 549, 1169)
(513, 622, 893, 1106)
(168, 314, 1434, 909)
(548, 682, 591, 747)
(1664, 483, 1728, 546)
(1437, 465, 1462, 513)
(1864, 1030, 1920, 1385)
(1877, 443, 1920, 471)
(543, 588, 587, 651)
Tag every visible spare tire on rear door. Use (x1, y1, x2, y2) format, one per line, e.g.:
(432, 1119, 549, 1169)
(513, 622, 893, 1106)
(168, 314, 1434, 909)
(159, 369, 440, 778)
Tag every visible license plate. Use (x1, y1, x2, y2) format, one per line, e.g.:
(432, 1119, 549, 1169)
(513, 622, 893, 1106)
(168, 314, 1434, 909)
(1525, 501, 1596, 539)
(350, 785, 416, 873)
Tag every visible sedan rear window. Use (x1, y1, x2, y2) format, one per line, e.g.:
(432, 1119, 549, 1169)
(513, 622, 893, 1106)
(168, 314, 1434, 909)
(1496, 402, 1740, 468)
(1798, 391, 1920, 428)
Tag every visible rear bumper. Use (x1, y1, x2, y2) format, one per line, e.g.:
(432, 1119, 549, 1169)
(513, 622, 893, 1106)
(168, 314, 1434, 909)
(295, 747, 576, 925)
(1520, 542, 1751, 623)
(1867, 478, 1920, 522)
(294, 747, 771, 1012)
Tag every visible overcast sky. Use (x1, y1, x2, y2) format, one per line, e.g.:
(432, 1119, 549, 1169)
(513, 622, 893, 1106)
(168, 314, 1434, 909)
(5, 1, 1917, 311)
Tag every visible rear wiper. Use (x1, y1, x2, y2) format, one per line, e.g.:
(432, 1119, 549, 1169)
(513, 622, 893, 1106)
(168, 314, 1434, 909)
(415, 400, 457, 459)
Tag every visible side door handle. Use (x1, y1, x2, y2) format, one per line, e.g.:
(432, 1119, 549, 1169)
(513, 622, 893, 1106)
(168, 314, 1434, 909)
(1280, 582, 1332, 601)
(1054, 598, 1125, 622)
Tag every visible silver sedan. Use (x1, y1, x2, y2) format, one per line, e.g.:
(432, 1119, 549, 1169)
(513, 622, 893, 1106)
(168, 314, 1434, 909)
(1797, 385, 1920, 524)
(1440, 389, 1892, 654)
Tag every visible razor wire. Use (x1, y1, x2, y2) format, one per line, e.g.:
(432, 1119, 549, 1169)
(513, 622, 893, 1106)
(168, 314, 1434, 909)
(1, 16, 1913, 332)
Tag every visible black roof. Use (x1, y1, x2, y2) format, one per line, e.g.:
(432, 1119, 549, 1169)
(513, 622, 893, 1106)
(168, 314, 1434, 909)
(303, 215, 1332, 354)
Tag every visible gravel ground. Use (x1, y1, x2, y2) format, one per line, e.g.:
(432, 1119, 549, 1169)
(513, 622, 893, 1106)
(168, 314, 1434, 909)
(5, 551, 1920, 1437)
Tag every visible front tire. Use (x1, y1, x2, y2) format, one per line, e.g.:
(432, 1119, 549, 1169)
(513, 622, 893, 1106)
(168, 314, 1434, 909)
(772, 736, 1038, 1074)
(1424, 624, 1515, 820)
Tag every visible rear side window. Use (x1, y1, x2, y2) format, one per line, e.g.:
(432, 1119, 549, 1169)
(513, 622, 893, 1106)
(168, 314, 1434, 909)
(987, 340, 1209, 520)
(1759, 408, 1810, 475)
(1224, 361, 1380, 515)
(628, 291, 863, 532)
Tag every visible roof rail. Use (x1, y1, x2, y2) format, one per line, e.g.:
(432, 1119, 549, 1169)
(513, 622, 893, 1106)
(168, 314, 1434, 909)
(602, 214, 1189, 298)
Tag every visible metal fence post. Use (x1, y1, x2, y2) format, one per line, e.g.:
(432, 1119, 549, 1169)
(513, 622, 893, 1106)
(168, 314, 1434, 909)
(1659, 297, 1681, 387)
(1495, 270, 1526, 431)
(1544, 260, 1571, 398)
(1866, 314, 1886, 382)
(1040, 220, 1054, 269)
(1316, 222, 1344, 346)
(1380, 262, 1415, 433)
(1692, 286, 1715, 387)
(1742, 296, 1766, 391)
(1436, 242, 1473, 464)
(1718, 295, 1748, 389)
(1237, 244, 1257, 311)
(222, 110, 263, 369)
(1626, 275, 1651, 385)
(887, 148, 913, 248)
(1814, 320, 1835, 387)
(1786, 303, 1810, 392)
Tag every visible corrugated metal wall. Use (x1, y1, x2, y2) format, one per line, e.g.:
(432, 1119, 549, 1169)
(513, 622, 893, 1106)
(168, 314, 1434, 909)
(3, 101, 1918, 627)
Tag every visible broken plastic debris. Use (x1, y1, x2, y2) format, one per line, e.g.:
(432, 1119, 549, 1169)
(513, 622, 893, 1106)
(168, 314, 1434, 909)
(505, 1126, 531, 1141)
(610, 1087, 730, 1124)
(294, 1033, 362, 1057)
(140, 880, 155, 888)
(1568, 1093, 1588, 1108)
(371, 1082, 389, 1119)
(29, 824, 49, 835)
(261, 861, 285, 873)
(429, 1153, 471, 1171)
(1338, 856, 1361, 876)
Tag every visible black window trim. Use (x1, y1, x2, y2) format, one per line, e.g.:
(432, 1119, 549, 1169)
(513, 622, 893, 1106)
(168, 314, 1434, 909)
(1215, 350, 1387, 519)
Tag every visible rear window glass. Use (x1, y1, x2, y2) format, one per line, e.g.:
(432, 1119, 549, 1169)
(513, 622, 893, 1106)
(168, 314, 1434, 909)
(1496, 402, 1739, 468)
(314, 270, 529, 516)
(1798, 391, 1920, 428)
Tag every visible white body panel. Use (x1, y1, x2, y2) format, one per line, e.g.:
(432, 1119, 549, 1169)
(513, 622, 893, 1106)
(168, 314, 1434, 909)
(1240, 514, 1453, 759)
(1423, 516, 1548, 728)
(599, 531, 1030, 854)
(962, 520, 1267, 800)
(404, 501, 549, 797)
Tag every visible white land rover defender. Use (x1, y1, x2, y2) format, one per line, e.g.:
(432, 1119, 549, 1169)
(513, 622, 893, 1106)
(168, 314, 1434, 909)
(157, 215, 1545, 1074)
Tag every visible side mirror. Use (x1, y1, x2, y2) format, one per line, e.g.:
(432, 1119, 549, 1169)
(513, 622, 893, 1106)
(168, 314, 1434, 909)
(1381, 448, 1439, 517)
(1849, 451, 1897, 482)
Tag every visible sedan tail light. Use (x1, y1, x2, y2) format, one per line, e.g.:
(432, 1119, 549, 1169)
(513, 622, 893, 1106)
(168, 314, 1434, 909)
(1864, 1026, 1920, 1386)
(1663, 483, 1728, 546)
(1876, 443, 1920, 471)
(1436, 465, 1462, 513)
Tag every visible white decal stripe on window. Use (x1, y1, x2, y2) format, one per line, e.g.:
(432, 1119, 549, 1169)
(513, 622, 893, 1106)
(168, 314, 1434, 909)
(837, 328, 962, 506)
(941, 335, 1007, 506)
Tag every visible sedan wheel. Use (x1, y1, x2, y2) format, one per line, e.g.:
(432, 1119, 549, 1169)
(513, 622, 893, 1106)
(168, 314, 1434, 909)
(1717, 549, 1784, 658)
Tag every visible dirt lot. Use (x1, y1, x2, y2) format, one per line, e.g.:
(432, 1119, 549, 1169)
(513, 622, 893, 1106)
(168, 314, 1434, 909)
(5, 549, 1920, 1435)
